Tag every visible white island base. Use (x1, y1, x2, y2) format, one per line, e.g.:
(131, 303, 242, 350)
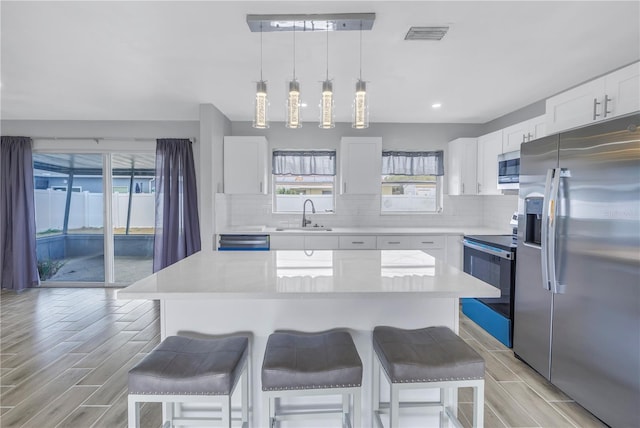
(119, 250, 499, 427)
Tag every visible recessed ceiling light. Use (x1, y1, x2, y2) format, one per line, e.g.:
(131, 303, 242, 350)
(432, 103, 442, 109)
(301, 103, 308, 108)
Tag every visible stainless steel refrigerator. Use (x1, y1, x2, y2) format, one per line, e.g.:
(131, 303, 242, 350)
(514, 113, 640, 428)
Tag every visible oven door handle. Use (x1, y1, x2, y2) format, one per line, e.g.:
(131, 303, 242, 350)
(463, 239, 513, 260)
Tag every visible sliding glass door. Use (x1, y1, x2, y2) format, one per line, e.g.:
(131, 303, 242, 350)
(33, 154, 105, 283)
(32, 148, 155, 286)
(111, 153, 155, 284)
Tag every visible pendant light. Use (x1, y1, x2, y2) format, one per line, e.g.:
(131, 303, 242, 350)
(286, 25, 302, 128)
(253, 22, 269, 129)
(353, 20, 369, 129)
(319, 22, 335, 129)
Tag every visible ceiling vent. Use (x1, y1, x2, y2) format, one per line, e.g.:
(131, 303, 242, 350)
(405, 26, 449, 41)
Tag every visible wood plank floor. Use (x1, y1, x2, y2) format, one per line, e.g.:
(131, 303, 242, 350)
(0, 288, 606, 427)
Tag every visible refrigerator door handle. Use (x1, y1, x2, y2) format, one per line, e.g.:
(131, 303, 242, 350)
(548, 168, 562, 294)
(541, 169, 554, 291)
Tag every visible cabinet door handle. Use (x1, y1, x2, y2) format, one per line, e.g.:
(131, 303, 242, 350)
(259, 182, 263, 193)
(343, 182, 347, 193)
(603, 95, 612, 118)
(352, 241, 364, 244)
(462, 183, 465, 194)
(593, 97, 601, 120)
(421, 241, 435, 244)
(477, 182, 481, 193)
(522, 134, 526, 143)
(388, 241, 401, 244)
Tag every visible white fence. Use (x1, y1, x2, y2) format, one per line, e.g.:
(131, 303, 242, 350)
(34, 189, 155, 233)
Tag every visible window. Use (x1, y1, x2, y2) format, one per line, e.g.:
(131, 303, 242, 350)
(272, 150, 336, 213)
(381, 150, 444, 213)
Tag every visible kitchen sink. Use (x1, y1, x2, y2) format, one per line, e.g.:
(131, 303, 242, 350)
(275, 227, 332, 231)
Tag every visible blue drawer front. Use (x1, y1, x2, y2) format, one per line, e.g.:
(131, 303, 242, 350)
(218, 247, 269, 251)
(462, 298, 512, 348)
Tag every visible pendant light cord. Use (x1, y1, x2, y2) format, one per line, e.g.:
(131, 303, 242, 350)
(292, 25, 296, 79)
(326, 21, 329, 80)
(260, 22, 263, 81)
(359, 20, 363, 80)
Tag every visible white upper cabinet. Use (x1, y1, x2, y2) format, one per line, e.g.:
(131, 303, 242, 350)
(604, 62, 640, 119)
(546, 62, 640, 134)
(339, 137, 382, 195)
(476, 129, 503, 195)
(447, 138, 477, 195)
(502, 115, 546, 152)
(223, 136, 268, 194)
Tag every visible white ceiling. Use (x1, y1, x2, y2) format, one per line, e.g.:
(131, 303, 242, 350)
(1, 1, 639, 124)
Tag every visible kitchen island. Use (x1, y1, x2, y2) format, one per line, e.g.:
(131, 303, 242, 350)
(118, 249, 499, 426)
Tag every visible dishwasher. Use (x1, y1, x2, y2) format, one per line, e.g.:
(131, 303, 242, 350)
(217, 234, 270, 251)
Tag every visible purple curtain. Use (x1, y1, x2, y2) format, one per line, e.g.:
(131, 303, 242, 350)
(0, 136, 40, 291)
(153, 139, 201, 272)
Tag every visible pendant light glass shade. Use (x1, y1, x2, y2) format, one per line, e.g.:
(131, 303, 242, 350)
(285, 26, 302, 129)
(352, 20, 369, 129)
(252, 23, 268, 129)
(253, 80, 269, 129)
(319, 80, 335, 129)
(352, 79, 369, 129)
(286, 79, 302, 128)
(319, 23, 335, 129)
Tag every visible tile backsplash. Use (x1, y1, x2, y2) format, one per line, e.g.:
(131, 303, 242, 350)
(216, 193, 518, 232)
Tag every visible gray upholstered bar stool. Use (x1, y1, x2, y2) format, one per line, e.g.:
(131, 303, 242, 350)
(128, 334, 250, 428)
(372, 326, 485, 428)
(261, 330, 363, 428)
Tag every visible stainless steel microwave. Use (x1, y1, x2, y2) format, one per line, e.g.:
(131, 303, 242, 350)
(497, 150, 520, 190)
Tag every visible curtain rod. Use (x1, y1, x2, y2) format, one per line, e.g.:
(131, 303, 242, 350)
(31, 137, 196, 142)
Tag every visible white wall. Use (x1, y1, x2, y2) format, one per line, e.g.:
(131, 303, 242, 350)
(199, 104, 232, 249)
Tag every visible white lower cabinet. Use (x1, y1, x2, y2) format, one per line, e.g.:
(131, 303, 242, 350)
(270, 235, 339, 250)
(376, 235, 413, 249)
(269, 233, 456, 265)
(412, 235, 446, 251)
(423, 248, 445, 261)
(304, 236, 340, 250)
(446, 235, 463, 270)
(338, 235, 377, 249)
(376, 235, 446, 260)
(270, 235, 304, 250)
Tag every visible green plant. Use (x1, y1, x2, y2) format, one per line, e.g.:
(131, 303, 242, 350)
(38, 259, 65, 280)
(36, 228, 62, 237)
(276, 187, 300, 195)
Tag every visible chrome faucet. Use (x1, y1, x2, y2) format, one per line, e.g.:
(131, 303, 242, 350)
(302, 199, 316, 227)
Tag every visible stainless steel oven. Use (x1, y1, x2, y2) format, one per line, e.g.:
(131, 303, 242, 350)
(462, 235, 516, 347)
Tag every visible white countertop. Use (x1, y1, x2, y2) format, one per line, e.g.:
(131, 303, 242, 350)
(117, 249, 500, 300)
(218, 226, 511, 236)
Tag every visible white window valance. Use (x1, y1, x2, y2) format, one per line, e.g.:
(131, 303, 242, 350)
(272, 150, 336, 176)
(382, 151, 444, 176)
